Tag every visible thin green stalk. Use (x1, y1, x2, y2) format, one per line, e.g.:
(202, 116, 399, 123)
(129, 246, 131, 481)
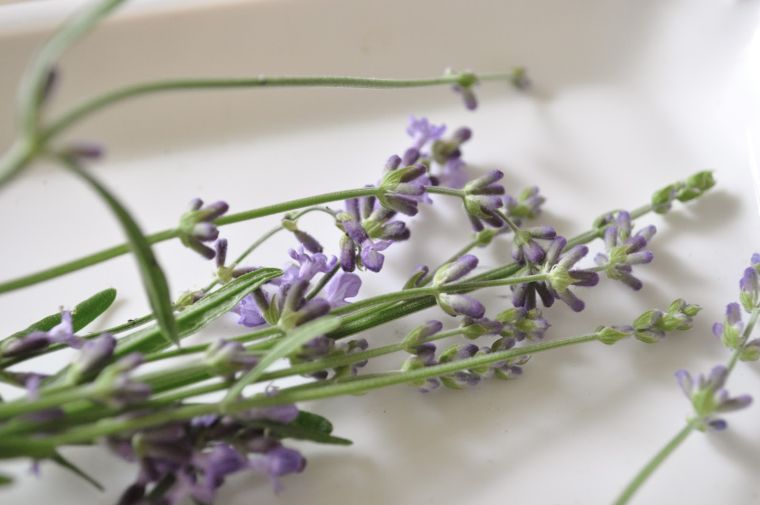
(92, 313, 154, 336)
(154, 328, 463, 404)
(0, 187, 377, 295)
(612, 421, 697, 505)
(9, 331, 601, 450)
(16, 0, 128, 138)
(41, 72, 519, 141)
(613, 307, 760, 504)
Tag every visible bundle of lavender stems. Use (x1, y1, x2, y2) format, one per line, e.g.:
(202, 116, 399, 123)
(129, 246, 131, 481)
(1, 2, 759, 505)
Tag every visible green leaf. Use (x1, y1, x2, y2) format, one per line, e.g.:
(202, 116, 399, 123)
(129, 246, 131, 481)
(4, 288, 117, 342)
(0, 472, 12, 486)
(294, 410, 335, 434)
(62, 157, 179, 348)
(115, 268, 281, 356)
(250, 412, 352, 446)
(51, 451, 104, 492)
(223, 316, 341, 404)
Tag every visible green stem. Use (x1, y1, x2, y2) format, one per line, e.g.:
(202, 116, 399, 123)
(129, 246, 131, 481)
(0, 187, 378, 295)
(153, 328, 463, 404)
(0, 228, 178, 295)
(41, 72, 519, 141)
(11, 331, 600, 449)
(611, 421, 697, 505)
(16, 0, 128, 138)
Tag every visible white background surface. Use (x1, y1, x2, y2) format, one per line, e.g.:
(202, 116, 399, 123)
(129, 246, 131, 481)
(1, 0, 760, 504)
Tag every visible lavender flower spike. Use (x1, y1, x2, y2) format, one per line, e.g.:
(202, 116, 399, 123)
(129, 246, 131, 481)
(178, 198, 229, 259)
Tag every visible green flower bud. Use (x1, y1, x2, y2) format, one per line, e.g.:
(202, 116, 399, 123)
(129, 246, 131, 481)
(597, 326, 631, 345)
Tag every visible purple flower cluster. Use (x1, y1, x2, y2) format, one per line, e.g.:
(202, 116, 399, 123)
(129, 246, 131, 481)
(594, 211, 656, 291)
(463, 170, 507, 230)
(232, 247, 360, 330)
(339, 196, 403, 272)
(404, 338, 530, 393)
(675, 366, 752, 431)
(111, 406, 306, 504)
(713, 254, 760, 359)
(512, 237, 599, 312)
(178, 198, 229, 259)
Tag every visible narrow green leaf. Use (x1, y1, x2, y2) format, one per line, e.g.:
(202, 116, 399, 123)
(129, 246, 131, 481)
(115, 268, 281, 356)
(250, 415, 352, 446)
(4, 288, 117, 342)
(223, 316, 341, 404)
(51, 451, 104, 491)
(0, 472, 13, 486)
(294, 410, 335, 434)
(62, 157, 179, 347)
(0, 438, 55, 459)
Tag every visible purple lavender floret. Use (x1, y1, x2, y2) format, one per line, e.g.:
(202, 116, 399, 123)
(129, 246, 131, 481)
(1, 310, 83, 357)
(432, 255, 486, 318)
(293, 229, 323, 254)
(406, 116, 446, 151)
(249, 446, 307, 493)
(425, 125, 473, 188)
(504, 186, 545, 225)
(179, 198, 229, 259)
(512, 225, 557, 264)
(279, 247, 337, 287)
(451, 73, 479, 111)
(739, 253, 760, 312)
(338, 198, 407, 273)
(233, 294, 267, 328)
(675, 365, 752, 431)
(324, 272, 361, 308)
(440, 158, 469, 189)
(462, 170, 507, 230)
(712, 302, 744, 351)
(512, 237, 599, 312)
(594, 211, 656, 291)
(68, 333, 117, 382)
(213, 238, 258, 283)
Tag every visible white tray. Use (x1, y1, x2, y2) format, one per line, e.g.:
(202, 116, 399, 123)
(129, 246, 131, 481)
(1, 1, 759, 504)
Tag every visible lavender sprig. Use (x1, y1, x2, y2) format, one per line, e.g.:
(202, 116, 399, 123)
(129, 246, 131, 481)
(613, 255, 759, 505)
